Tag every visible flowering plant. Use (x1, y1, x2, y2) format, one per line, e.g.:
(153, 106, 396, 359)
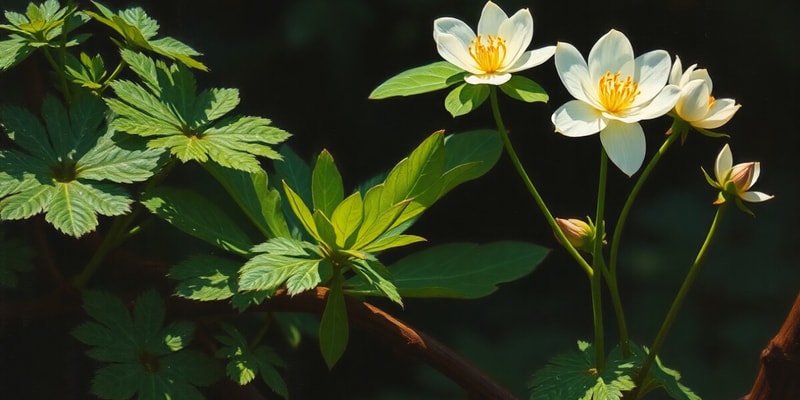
(0, 1, 787, 399)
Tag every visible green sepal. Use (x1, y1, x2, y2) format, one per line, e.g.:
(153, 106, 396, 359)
(700, 166, 720, 190)
(499, 75, 548, 103)
(369, 61, 467, 99)
(319, 273, 349, 369)
(445, 82, 490, 117)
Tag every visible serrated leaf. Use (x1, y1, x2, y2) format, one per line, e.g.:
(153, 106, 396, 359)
(445, 82, 490, 117)
(0, 103, 57, 161)
(351, 241, 547, 299)
(44, 181, 131, 237)
(349, 258, 402, 305)
(141, 186, 255, 255)
(625, 344, 701, 400)
(319, 274, 348, 369)
(238, 252, 323, 293)
(499, 75, 549, 103)
(170, 255, 241, 302)
(0, 36, 35, 70)
(76, 132, 165, 183)
(369, 61, 467, 99)
(311, 150, 343, 216)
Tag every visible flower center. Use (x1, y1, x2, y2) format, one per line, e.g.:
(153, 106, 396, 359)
(598, 71, 640, 113)
(469, 35, 507, 73)
(708, 95, 716, 109)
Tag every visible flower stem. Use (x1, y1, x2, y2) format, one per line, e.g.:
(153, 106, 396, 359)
(634, 203, 728, 396)
(488, 87, 592, 277)
(607, 130, 680, 357)
(591, 148, 608, 369)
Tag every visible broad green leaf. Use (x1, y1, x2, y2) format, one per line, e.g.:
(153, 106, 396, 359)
(624, 344, 701, 400)
(529, 342, 636, 400)
(254, 346, 289, 399)
(311, 150, 344, 216)
(359, 234, 426, 254)
(0, 184, 56, 220)
(331, 191, 363, 248)
(169, 255, 241, 302)
(313, 210, 338, 248)
(369, 61, 467, 99)
(319, 275, 348, 369)
(44, 181, 131, 237)
(273, 145, 312, 206)
(202, 162, 290, 239)
(351, 241, 548, 299)
(251, 236, 319, 257)
(238, 252, 324, 293)
(285, 258, 328, 295)
(499, 75, 549, 103)
(0, 103, 57, 162)
(438, 130, 502, 196)
(77, 132, 165, 183)
(214, 324, 288, 398)
(141, 186, 255, 255)
(445, 82, 490, 117)
(64, 52, 107, 90)
(349, 258, 402, 306)
(0, 36, 34, 71)
(353, 199, 411, 250)
(133, 289, 167, 346)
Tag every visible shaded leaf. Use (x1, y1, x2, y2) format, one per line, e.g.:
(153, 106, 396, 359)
(319, 274, 348, 369)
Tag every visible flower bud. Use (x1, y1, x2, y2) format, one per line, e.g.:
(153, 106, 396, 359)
(555, 218, 595, 251)
(727, 161, 758, 195)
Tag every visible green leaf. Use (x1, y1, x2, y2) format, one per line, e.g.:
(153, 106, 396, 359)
(319, 274, 349, 369)
(0, 103, 57, 162)
(359, 234, 426, 254)
(169, 255, 241, 302)
(529, 341, 636, 400)
(202, 162, 291, 239)
(0, 1, 88, 68)
(438, 129, 503, 197)
(44, 181, 131, 237)
(0, 227, 34, 287)
(625, 344, 701, 400)
(141, 186, 255, 255)
(349, 258, 402, 306)
(238, 237, 324, 294)
(77, 132, 165, 183)
(215, 324, 288, 398)
(352, 241, 548, 299)
(0, 36, 35, 71)
(282, 181, 322, 242)
(445, 82, 490, 117)
(369, 61, 467, 99)
(311, 149, 344, 216)
(330, 191, 363, 248)
(499, 75, 549, 103)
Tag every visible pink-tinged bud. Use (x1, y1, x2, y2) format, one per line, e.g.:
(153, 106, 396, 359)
(727, 162, 757, 194)
(555, 218, 594, 251)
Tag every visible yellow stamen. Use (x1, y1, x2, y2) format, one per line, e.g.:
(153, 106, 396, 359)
(468, 34, 507, 73)
(598, 71, 640, 114)
(708, 95, 716, 109)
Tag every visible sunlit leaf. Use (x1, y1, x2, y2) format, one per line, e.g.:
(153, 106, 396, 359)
(445, 82, 490, 117)
(369, 61, 467, 99)
(499, 75, 549, 103)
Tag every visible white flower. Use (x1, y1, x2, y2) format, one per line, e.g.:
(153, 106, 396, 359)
(706, 144, 773, 204)
(669, 56, 741, 129)
(551, 29, 680, 176)
(433, 1, 555, 86)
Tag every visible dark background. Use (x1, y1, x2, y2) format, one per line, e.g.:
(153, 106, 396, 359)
(1, 0, 799, 399)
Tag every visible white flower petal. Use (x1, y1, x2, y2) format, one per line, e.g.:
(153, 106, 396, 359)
(555, 42, 594, 104)
(627, 84, 680, 121)
(588, 29, 634, 83)
(477, 1, 508, 35)
(749, 161, 761, 187)
(497, 8, 533, 66)
(464, 73, 511, 85)
(675, 80, 711, 122)
(715, 144, 732, 182)
(632, 50, 672, 106)
(552, 100, 605, 137)
(689, 68, 713, 93)
(435, 33, 482, 74)
(693, 98, 740, 129)
(740, 191, 773, 203)
(434, 17, 476, 45)
(679, 64, 697, 87)
(669, 56, 683, 85)
(600, 120, 646, 176)
(505, 46, 555, 73)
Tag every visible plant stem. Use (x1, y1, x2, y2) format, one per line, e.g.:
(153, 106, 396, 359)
(43, 47, 71, 103)
(634, 203, 727, 396)
(488, 87, 592, 277)
(99, 60, 127, 94)
(592, 148, 608, 369)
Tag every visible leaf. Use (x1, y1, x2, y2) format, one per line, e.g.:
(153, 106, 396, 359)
(624, 344, 701, 400)
(351, 242, 548, 299)
(529, 341, 636, 400)
(499, 75, 549, 103)
(330, 191, 363, 248)
(438, 129, 503, 197)
(445, 82, 490, 117)
(311, 149, 344, 216)
(202, 162, 291, 239)
(169, 255, 241, 302)
(359, 234, 426, 254)
(44, 181, 131, 237)
(141, 186, 255, 255)
(238, 237, 324, 293)
(0, 36, 35, 71)
(349, 258, 402, 306)
(76, 132, 166, 183)
(319, 274, 349, 369)
(215, 324, 288, 398)
(369, 61, 467, 99)
(282, 181, 321, 242)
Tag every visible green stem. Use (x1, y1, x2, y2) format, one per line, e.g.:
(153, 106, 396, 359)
(43, 47, 71, 103)
(99, 60, 127, 94)
(634, 203, 727, 396)
(488, 87, 592, 277)
(591, 148, 608, 369)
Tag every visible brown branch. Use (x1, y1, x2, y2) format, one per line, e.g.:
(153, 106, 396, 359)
(745, 289, 800, 400)
(170, 288, 518, 400)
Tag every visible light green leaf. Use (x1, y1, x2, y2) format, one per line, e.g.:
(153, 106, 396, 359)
(44, 181, 131, 237)
(349, 258, 402, 306)
(445, 82, 490, 117)
(141, 186, 255, 255)
(331, 191, 363, 248)
(499, 75, 549, 103)
(313, 210, 338, 248)
(353, 199, 411, 250)
(0, 36, 35, 71)
(285, 258, 327, 296)
(625, 344, 701, 400)
(353, 241, 548, 299)
(311, 150, 344, 216)
(169, 255, 241, 302)
(319, 274, 348, 369)
(77, 132, 165, 183)
(369, 61, 467, 99)
(238, 253, 322, 293)
(0, 183, 57, 220)
(282, 181, 321, 242)
(360, 234, 426, 254)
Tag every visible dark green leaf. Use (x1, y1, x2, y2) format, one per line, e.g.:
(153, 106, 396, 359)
(141, 186, 255, 255)
(438, 129, 502, 197)
(0, 227, 34, 287)
(170, 255, 241, 302)
(369, 61, 467, 99)
(319, 275, 348, 369)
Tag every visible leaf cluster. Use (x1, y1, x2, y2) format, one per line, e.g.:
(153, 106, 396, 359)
(215, 323, 288, 398)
